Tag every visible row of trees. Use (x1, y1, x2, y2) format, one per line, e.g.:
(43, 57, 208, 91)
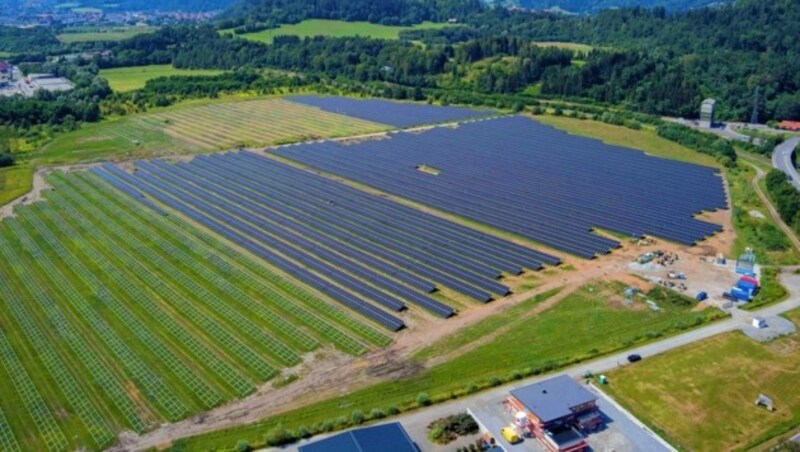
(218, 0, 483, 29)
(765, 169, 800, 233)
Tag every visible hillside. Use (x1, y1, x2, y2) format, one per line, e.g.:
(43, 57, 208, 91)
(220, 0, 484, 26)
(491, 0, 730, 13)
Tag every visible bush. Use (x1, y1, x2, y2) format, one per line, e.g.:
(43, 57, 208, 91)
(0, 153, 13, 168)
(320, 420, 334, 432)
(417, 392, 431, 406)
(297, 426, 311, 439)
(370, 408, 386, 419)
(235, 439, 251, 452)
(387, 406, 400, 415)
(427, 413, 479, 445)
(335, 416, 348, 428)
(263, 424, 295, 447)
(350, 410, 365, 425)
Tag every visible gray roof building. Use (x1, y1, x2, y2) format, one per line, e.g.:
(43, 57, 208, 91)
(509, 375, 597, 424)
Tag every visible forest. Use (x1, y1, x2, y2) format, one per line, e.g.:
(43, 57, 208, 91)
(765, 169, 800, 234)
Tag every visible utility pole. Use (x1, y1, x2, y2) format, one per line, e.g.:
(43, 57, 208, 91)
(750, 86, 760, 125)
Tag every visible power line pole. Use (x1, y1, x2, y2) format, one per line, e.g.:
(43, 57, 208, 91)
(750, 86, 760, 125)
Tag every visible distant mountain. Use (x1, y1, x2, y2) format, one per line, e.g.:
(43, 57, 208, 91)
(489, 0, 731, 13)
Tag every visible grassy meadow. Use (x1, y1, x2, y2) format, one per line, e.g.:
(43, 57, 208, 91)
(57, 26, 158, 43)
(223, 19, 453, 44)
(175, 282, 724, 450)
(0, 164, 33, 206)
(532, 41, 595, 53)
(99, 65, 225, 92)
(36, 98, 387, 165)
(605, 309, 800, 451)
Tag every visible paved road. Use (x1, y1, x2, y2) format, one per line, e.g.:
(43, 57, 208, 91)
(288, 271, 800, 452)
(772, 137, 800, 191)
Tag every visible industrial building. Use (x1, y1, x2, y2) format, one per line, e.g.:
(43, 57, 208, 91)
(700, 98, 716, 128)
(505, 375, 603, 452)
(298, 422, 417, 452)
(27, 74, 74, 93)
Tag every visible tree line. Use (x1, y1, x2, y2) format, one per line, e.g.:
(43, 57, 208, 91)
(765, 169, 800, 234)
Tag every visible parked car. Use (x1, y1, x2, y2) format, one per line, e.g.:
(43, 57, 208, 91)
(627, 354, 642, 363)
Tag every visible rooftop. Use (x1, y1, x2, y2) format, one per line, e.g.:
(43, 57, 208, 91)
(298, 422, 417, 452)
(510, 375, 597, 423)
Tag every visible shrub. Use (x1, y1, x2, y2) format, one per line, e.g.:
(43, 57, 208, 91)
(387, 406, 400, 415)
(335, 416, 348, 428)
(428, 426, 445, 442)
(489, 377, 502, 387)
(417, 392, 431, 406)
(263, 424, 295, 447)
(350, 410, 365, 425)
(370, 408, 386, 419)
(320, 420, 334, 432)
(235, 439, 251, 452)
(297, 426, 311, 439)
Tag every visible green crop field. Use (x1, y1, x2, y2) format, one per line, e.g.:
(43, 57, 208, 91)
(0, 170, 390, 450)
(36, 98, 388, 165)
(223, 19, 453, 44)
(176, 282, 724, 450)
(99, 65, 225, 92)
(605, 309, 800, 451)
(0, 164, 32, 206)
(57, 26, 158, 43)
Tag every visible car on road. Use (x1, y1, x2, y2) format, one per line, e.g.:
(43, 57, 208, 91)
(627, 354, 642, 363)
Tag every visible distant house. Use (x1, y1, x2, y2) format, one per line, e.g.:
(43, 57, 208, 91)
(506, 375, 602, 452)
(777, 120, 800, 132)
(298, 422, 417, 452)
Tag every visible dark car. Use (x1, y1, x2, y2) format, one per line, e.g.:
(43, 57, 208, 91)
(627, 354, 642, 363)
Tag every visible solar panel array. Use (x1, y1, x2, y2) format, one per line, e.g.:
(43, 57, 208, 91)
(272, 116, 728, 258)
(92, 151, 557, 331)
(286, 95, 497, 128)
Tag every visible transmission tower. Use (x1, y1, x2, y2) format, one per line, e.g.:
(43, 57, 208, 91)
(750, 86, 760, 125)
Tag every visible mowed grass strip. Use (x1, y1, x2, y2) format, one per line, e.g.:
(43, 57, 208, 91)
(99, 65, 225, 92)
(177, 282, 723, 450)
(604, 311, 800, 451)
(37, 98, 388, 165)
(223, 19, 453, 44)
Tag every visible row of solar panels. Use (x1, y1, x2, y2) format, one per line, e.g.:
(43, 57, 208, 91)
(93, 164, 406, 331)
(91, 147, 556, 330)
(287, 95, 496, 128)
(271, 116, 728, 257)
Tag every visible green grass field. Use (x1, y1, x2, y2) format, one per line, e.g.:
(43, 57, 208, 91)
(36, 98, 388, 165)
(727, 162, 800, 265)
(57, 26, 157, 43)
(533, 41, 595, 53)
(223, 19, 453, 44)
(605, 309, 800, 451)
(0, 164, 32, 206)
(0, 170, 389, 450)
(175, 282, 723, 450)
(99, 65, 225, 92)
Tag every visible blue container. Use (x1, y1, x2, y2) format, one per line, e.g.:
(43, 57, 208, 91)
(731, 287, 751, 301)
(695, 291, 708, 301)
(737, 280, 758, 290)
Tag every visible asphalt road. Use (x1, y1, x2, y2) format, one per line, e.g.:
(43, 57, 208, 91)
(288, 271, 800, 452)
(772, 137, 800, 191)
